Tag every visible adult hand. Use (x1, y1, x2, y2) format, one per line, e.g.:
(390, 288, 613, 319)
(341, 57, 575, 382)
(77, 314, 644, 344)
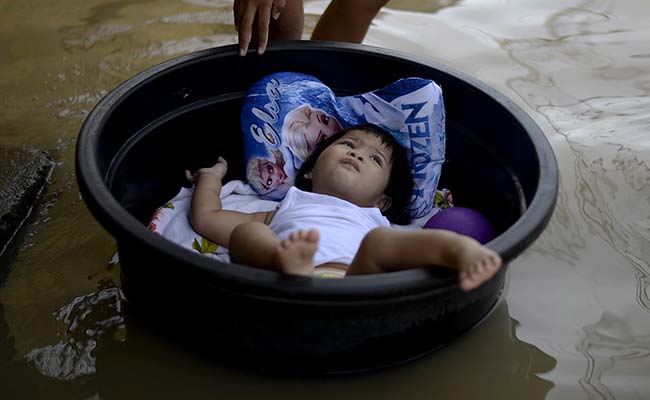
(234, 0, 286, 56)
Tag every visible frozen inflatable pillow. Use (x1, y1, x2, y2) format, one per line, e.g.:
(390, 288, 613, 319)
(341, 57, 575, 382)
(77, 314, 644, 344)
(241, 72, 445, 219)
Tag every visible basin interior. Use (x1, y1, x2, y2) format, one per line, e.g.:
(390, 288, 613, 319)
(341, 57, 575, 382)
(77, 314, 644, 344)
(89, 46, 543, 261)
(106, 94, 527, 237)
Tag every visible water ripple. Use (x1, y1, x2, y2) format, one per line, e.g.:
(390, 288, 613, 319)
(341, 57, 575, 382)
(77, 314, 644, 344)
(147, 10, 231, 25)
(498, 0, 650, 318)
(63, 24, 135, 50)
(24, 285, 126, 380)
(577, 312, 650, 400)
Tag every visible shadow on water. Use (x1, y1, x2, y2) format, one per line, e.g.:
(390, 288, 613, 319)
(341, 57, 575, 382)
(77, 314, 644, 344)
(1, 274, 555, 399)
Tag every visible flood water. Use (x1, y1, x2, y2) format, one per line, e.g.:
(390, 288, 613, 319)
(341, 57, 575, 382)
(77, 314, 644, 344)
(1, 0, 650, 398)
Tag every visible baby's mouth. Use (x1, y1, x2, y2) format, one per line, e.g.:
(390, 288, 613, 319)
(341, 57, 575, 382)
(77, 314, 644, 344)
(341, 159, 360, 172)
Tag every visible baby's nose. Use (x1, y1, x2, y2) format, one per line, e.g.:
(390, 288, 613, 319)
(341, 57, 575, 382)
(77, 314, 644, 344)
(349, 150, 363, 161)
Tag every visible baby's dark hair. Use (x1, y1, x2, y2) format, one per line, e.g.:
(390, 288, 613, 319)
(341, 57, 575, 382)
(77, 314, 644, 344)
(295, 123, 414, 225)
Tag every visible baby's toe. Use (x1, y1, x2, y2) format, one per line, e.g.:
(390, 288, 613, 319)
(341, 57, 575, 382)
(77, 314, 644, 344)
(306, 229, 319, 243)
(490, 254, 502, 267)
(476, 259, 487, 273)
(459, 275, 478, 291)
(486, 258, 500, 270)
(470, 262, 482, 277)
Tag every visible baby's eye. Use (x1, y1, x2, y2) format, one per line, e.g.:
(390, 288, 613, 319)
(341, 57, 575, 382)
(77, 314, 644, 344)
(341, 140, 354, 148)
(371, 155, 383, 165)
(267, 178, 273, 186)
(322, 115, 329, 124)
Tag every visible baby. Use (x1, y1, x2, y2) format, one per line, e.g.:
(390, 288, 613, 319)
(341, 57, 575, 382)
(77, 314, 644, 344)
(187, 123, 502, 291)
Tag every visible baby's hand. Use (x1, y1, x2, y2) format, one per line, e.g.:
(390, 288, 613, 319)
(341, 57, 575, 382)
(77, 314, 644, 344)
(185, 156, 228, 183)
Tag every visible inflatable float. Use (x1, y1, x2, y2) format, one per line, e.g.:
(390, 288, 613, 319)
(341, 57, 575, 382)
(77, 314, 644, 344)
(76, 42, 558, 374)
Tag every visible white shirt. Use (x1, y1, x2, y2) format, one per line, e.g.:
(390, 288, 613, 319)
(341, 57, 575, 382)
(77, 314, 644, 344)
(268, 187, 390, 267)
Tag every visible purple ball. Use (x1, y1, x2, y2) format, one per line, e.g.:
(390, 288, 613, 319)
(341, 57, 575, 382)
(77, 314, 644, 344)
(424, 207, 496, 244)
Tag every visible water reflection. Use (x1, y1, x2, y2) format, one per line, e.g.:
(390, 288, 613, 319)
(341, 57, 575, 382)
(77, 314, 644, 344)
(0, 255, 555, 399)
(14, 282, 553, 399)
(484, 1, 650, 398)
(501, 0, 650, 305)
(577, 312, 650, 399)
(25, 283, 126, 380)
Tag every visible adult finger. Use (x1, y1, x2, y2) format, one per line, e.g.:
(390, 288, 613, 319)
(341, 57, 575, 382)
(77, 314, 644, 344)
(255, 1, 273, 54)
(237, 3, 257, 56)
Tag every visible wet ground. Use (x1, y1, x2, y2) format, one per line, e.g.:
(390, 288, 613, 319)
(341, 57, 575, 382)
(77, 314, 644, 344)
(1, 0, 649, 398)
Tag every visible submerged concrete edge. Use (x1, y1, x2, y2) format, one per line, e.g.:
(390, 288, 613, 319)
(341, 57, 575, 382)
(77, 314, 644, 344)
(0, 145, 55, 265)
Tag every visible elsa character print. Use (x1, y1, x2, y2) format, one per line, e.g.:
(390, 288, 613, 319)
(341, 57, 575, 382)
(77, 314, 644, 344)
(247, 149, 290, 197)
(282, 104, 342, 163)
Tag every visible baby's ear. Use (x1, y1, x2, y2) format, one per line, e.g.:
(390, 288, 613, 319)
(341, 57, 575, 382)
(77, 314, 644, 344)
(376, 195, 392, 212)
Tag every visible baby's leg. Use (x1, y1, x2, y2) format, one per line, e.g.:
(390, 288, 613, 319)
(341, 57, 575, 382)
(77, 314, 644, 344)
(229, 222, 319, 276)
(347, 227, 502, 291)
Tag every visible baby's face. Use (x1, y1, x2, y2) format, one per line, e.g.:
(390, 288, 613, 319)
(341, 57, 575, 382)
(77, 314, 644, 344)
(310, 130, 392, 209)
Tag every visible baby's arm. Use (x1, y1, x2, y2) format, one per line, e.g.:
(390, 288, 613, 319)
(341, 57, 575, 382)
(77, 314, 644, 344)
(188, 157, 271, 248)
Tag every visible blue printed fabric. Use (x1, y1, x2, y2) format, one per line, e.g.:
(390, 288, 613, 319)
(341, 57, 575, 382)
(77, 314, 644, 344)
(241, 72, 446, 219)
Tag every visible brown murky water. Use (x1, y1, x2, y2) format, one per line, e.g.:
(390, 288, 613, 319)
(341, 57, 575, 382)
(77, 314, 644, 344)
(1, 0, 649, 398)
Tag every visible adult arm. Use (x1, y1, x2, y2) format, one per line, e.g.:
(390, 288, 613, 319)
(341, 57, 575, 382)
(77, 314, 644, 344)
(311, 0, 389, 42)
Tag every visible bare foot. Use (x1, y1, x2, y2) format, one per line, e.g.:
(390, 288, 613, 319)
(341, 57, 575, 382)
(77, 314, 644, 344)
(275, 229, 320, 276)
(456, 238, 503, 292)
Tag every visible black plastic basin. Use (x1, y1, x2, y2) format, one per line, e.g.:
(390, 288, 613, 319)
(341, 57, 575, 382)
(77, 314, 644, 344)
(76, 41, 558, 374)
